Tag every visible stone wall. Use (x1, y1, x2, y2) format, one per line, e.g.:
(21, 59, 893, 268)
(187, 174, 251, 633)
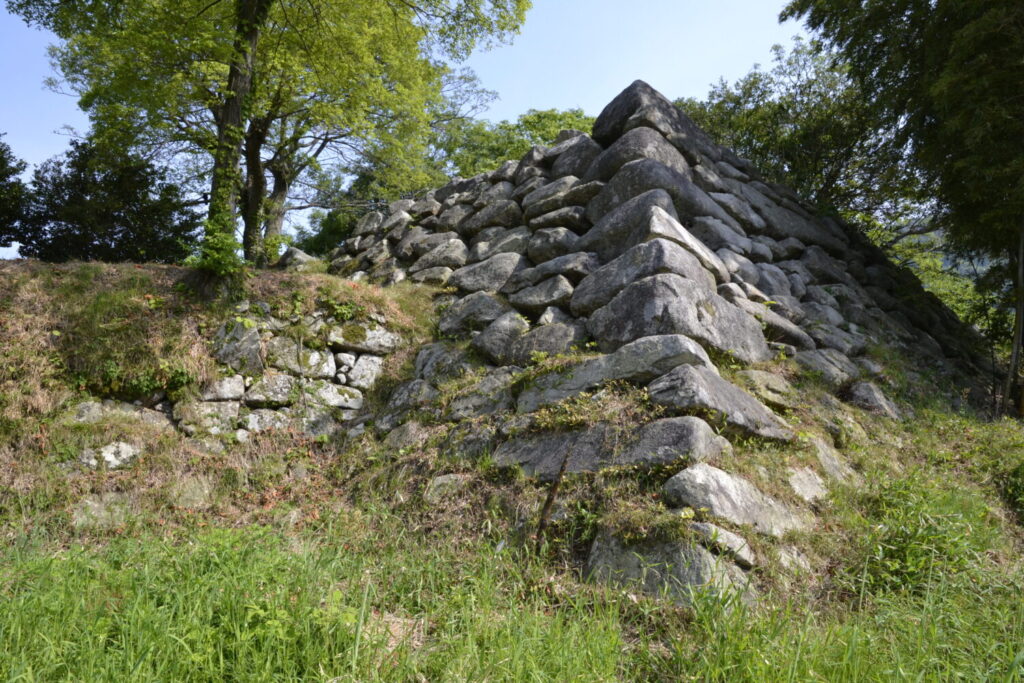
(312, 80, 988, 604)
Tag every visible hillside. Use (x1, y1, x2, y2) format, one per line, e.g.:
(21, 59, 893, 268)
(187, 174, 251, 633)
(1, 82, 1023, 680)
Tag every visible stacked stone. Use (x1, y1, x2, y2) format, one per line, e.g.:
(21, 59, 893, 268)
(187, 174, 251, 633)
(327, 81, 986, 603)
(174, 302, 400, 440)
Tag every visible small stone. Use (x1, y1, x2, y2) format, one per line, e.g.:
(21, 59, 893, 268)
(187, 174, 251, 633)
(80, 441, 140, 469)
(266, 336, 336, 379)
(347, 355, 385, 390)
(245, 373, 299, 408)
(690, 522, 756, 569)
(200, 375, 245, 401)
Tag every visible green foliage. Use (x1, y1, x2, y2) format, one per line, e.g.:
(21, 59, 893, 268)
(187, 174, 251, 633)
(784, 0, 1024, 402)
(10, 0, 531, 264)
(441, 108, 595, 177)
(676, 39, 923, 228)
(10, 139, 201, 263)
(0, 133, 27, 236)
(845, 474, 997, 596)
(294, 208, 359, 256)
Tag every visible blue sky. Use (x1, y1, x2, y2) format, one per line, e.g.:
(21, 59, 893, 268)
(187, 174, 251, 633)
(0, 0, 804, 258)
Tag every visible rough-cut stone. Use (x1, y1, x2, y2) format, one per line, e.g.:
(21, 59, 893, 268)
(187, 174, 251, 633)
(436, 203, 475, 232)
(244, 409, 292, 433)
(527, 228, 580, 263)
(458, 199, 523, 236)
(617, 416, 732, 467)
(647, 208, 731, 284)
(527, 206, 589, 232)
(449, 252, 526, 293)
(551, 135, 603, 178)
(729, 296, 817, 351)
(689, 216, 751, 252)
(509, 275, 574, 313)
(593, 79, 690, 146)
(347, 354, 385, 390)
(305, 380, 363, 410)
(584, 126, 690, 182)
(522, 176, 578, 215)
(578, 189, 677, 260)
(586, 531, 749, 606)
(423, 473, 473, 505)
(810, 436, 861, 484)
(200, 375, 245, 401)
(267, 337, 336, 379)
(586, 159, 743, 234)
(795, 348, 860, 389)
(173, 400, 240, 436)
(516, 334, 716, 412)
(468, 226, 530, 262)
(448, 367, 517, 420)
(72, 493, 131, 530)
(563, 179, 605, 206)
(663, 463, 810, 537)
(80, 441, 140, 469)
(214, 318, 264, 374)
(72, 400, 174, 431)
(471, 311, 530, 364)
(508, 323, 584, 365)
(415, 343, 473, 383)
(587, 273, 771, 364)
(352, 210, 384, 236)
(409, 239, 468, 273)
(846, 381, 900, 419)
(570, 239, 714, 316)
(492, 424, 620, 480)
(245, 373, 298, 408)
(789, 468, 828, 503)
(408, 267, 452, 285)
(377, 379, 439, 433)
(717, 249, 761, 285)
(278, 246, 321, 272)
(710, 191, 768, 233)
(736, 370, 797, 411)
(334, 350, 357, 377)
(648, 365, 795, 442)
(439, 292, 514, 337)
(327, 323, 401, 354)
(690, 522, 756, 569)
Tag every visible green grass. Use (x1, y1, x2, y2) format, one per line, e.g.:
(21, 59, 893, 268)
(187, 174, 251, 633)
(0, 516, 1020, 682)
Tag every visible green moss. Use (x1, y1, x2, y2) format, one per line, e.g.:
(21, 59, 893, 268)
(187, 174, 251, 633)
(340, 323, 368, 345)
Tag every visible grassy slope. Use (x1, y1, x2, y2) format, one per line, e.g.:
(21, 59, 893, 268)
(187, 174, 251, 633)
(0, 260, 1023, 681)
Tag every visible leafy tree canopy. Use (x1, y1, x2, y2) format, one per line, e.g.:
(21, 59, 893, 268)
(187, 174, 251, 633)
(8, 0, 531, 270)
(0, 134, 27, 235)
(782, 0, 1024, 410)
(675, 39, 924, 234)
(441, 108, 595, 178)
(12, 139, 201, 263)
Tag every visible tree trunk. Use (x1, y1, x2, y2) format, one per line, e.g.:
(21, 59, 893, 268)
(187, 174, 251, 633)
(205, 0, 274, 241)
(260, 165, 291, 266)
(1001, 224, 1024, 415)
(241, 118, 270, 263)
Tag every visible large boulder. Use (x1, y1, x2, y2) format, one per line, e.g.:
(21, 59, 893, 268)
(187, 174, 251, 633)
(584, 126, 690, 182)
(587, 273, 772, 364)
(616, 416, 732, 468)
(570, 238, 715, 316)
(647, 364, 795, 442)
(586, 530, 750, 606)
(663, 463, 811, 537)
(516, 334, 715, 412)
